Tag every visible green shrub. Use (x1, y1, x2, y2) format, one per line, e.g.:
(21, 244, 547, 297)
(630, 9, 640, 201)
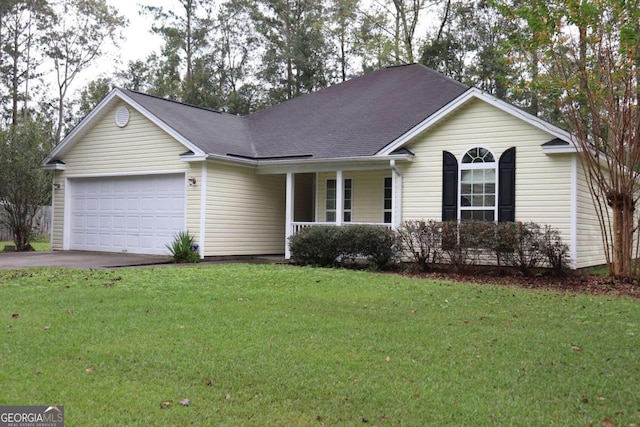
(289, 226, 343, 267)
(341, 224, 398, 269)
(289, 225, 397, 270)
(501, 222, 544, 275)
(397, 220, 442, 271)
(441, 221, 493, 271)
(541, 226, 570, 276)
(166, 231, 200, 263)
(492, 222, 519, 267)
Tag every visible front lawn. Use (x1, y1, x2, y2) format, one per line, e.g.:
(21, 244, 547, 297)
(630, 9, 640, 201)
(0, 264, 638, 426)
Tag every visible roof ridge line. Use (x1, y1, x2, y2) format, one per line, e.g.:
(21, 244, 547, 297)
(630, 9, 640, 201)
(119, 88, 231, 116)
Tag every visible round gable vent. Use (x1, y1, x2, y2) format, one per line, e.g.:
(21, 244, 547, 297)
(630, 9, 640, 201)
(115, 106, 130, 127)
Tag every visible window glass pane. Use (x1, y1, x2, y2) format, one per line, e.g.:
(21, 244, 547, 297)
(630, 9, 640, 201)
(472, 195, 484, 206)
(461, 210, 472, 220)
(461, 183, 472, 195)
(344, 211, 351, 222)
(485, 169, 495, 181)
(462, 147, 495, 163)
(479, 148, 494, 162)
(384, 176, 392, 221)
(485, 195, 495, 206)
(461, 196, 471, 207)
(461, 170, 472, 182)
(326, 180, 336, 225)
(344, 200, 351, 210)
(485, 183, 495, 194)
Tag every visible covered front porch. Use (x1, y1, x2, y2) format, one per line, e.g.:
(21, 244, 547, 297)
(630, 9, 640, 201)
(277, 163, 405, 259)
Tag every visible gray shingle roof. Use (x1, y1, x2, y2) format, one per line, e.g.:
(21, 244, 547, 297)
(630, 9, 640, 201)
(124, 64, 469, 160)
(123, 90, 256, 158)
(246, 64, 468, 159)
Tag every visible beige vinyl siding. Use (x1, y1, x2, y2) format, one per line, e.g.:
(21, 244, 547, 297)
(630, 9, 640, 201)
(205, 163, 285, 256)
(187, 170, 203, 245)
(400, 99, 573, 243)
(316, 170, 390, 223)
(62, 103, 190, 175)
(575, 158, 607, 268)
(52, 102, 199, 250)
(51, 171, 65, 250)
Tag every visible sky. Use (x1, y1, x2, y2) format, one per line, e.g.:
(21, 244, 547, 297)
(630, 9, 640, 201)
(78, 0, 170, 88)
(100, 0, 167, 67)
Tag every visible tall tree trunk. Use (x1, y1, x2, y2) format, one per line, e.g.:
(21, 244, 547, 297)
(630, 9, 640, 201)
(11, 26, 19, 126)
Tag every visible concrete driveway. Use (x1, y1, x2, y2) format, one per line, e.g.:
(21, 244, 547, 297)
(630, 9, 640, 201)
(0, 251, 171, 270)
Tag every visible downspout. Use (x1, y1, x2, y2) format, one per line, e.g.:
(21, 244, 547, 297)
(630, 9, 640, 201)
(390, 160, 403, 228)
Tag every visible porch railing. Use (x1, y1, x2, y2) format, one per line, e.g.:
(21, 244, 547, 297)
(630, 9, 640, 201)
(291, 221, 392, 236)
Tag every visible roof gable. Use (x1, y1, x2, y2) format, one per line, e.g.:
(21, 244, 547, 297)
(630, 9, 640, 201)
(377, 88, 575, 155)
(44, 89, 254, 166)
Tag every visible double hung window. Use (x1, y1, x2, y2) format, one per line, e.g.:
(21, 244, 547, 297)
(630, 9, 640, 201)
(326, 178, 353, 222)
(459, 147, 497, 222)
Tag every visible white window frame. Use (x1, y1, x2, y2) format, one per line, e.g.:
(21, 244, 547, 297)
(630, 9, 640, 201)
(343, 178, 353, 223)
(326, 178, 337, 222)
(383, 176, 393, 224)
(326, 178, 353, 223)
(458, 147, 498, 222)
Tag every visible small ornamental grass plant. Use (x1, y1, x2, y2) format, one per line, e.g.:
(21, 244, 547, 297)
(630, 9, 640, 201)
(166, 231, 200, 263)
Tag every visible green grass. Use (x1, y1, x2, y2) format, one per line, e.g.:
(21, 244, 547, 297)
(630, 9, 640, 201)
(0, 264, 638, 426)
(0, 239, 51, 251)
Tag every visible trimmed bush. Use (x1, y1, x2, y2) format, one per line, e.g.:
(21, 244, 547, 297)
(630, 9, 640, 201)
(398, 219, 570, 274)
(341, 224, 399, 269)
(166, 231, 200, 263)
(492, 222, 519, 267)
(397, 220, 442, 271)
(541, 225, 570, 276)
(289, 226, 343, 267)
(289, 224, 397, 270)
(501, 222, 544, 275)
(441, 221, 496, 271)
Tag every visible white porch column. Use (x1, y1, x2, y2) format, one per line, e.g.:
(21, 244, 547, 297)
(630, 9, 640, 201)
(391, 160, 403, 228)
(336, 169, 343, 225)
(285, 172, 294, 259)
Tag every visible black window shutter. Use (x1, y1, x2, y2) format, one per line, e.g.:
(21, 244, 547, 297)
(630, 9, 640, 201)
(442, 151, 458, 221)
(498, 147, 516, 222)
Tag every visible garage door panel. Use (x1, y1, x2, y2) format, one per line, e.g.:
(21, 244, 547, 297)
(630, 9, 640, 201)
(100, 216, 112, 229)
(70, 174, 185, 255)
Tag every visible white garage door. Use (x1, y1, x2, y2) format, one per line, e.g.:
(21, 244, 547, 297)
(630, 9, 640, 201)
(70, 174, 185, 255)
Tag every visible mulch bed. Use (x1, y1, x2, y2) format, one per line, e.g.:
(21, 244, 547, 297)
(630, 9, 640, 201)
(403, 269, 640, 299)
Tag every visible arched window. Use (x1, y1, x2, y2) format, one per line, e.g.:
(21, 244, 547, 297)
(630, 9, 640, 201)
(459, 147, 497, 221)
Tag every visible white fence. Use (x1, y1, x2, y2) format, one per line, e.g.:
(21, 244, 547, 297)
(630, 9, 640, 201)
(0, 206, 51, 241)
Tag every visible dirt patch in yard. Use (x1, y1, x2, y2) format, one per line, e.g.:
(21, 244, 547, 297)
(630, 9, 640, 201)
(402, 269, 640, 299)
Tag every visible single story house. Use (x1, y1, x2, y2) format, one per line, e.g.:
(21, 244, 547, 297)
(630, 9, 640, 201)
(43, 63, 604, 269)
